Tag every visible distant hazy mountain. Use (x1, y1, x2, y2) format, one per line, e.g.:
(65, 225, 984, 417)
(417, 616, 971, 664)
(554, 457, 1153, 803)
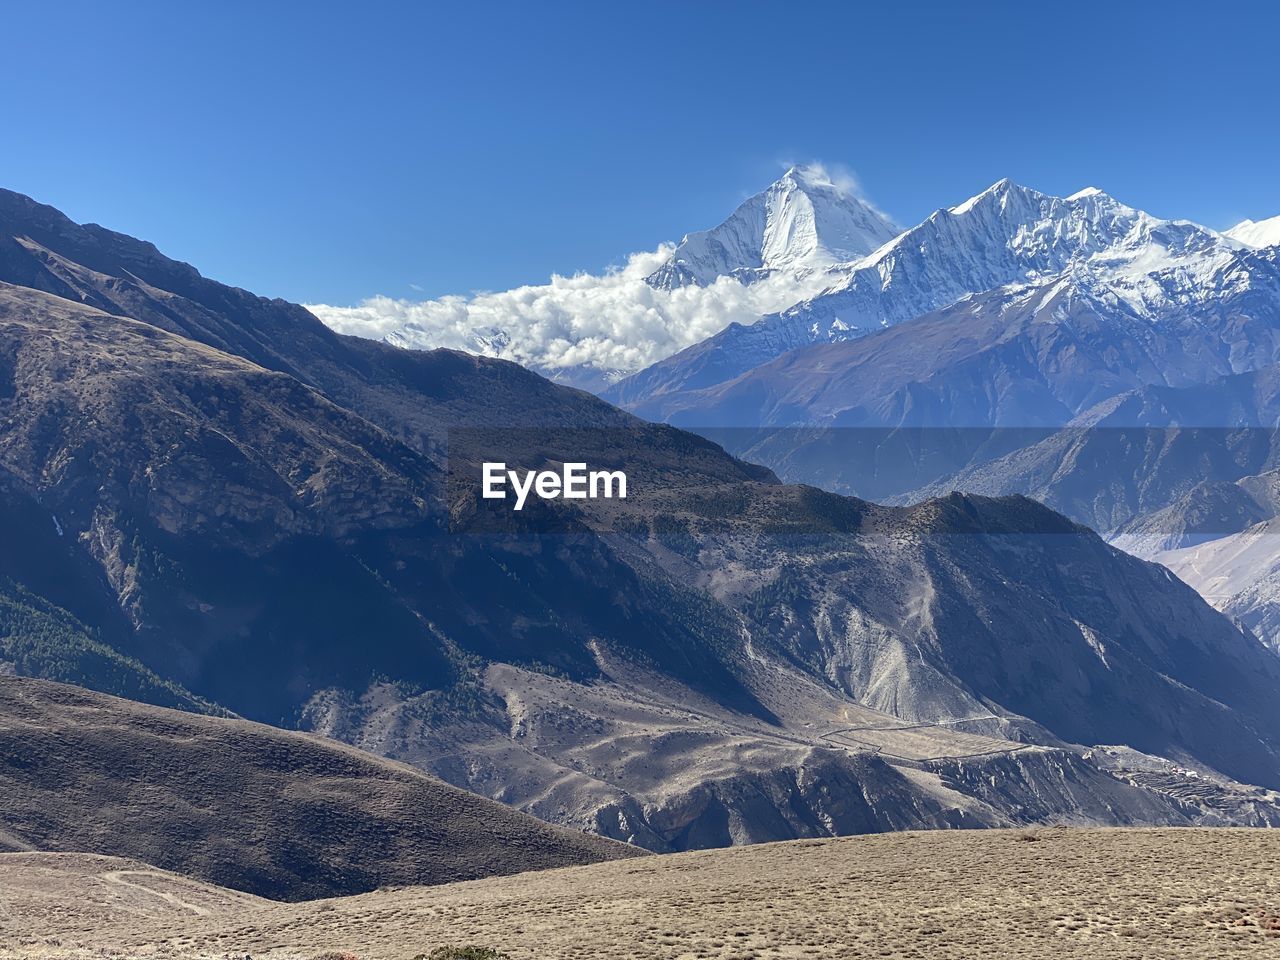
(1152, 518, 1280, 653)
(897, 363, 1280, 526)
(4, 186, 1280, 862)
(615, 249, 1280, 430)
(645, 164, 900, 289)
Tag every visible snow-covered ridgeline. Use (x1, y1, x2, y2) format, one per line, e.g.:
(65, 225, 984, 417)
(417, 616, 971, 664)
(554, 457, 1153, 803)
(310, 166, 1280, 393)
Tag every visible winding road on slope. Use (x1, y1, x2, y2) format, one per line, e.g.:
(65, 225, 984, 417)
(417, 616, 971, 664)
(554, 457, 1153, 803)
(819, 714, 1037, 762)
(99, 870, 213, 916)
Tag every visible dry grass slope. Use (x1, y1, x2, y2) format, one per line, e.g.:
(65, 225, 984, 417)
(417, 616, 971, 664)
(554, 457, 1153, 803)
(0, 676, 638, 901)
(2, 829, 1279, 959)
(0, 852, 266, 940)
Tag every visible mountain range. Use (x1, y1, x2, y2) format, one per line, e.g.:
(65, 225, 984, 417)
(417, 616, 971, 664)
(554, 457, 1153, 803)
(357, 167, 1280, 759)
(591, 172, 1280, 652)
(606, 178, 1276, 417)
(353, 169, 1280, 654)
(5, 183, 1280, 867)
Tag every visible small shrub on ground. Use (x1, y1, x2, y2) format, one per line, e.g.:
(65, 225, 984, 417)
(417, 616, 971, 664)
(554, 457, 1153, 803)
(416, 948, 509, 960)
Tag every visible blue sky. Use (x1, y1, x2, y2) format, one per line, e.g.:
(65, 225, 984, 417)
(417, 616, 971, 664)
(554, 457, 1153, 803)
(2, 0, 1278, 304)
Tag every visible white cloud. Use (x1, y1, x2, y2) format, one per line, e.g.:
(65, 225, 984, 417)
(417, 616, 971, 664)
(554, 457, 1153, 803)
(307, 245, 830, 384)
(783, 159, 895, 222)
(789, 160, 862, 198)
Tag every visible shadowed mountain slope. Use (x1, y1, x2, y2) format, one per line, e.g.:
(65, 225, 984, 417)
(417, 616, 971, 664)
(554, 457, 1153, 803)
(0, 186, 784, 461)
(0, 675, 637, 900)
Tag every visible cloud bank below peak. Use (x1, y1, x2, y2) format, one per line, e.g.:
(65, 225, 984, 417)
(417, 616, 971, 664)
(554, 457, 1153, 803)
(307, 242, 835, 389)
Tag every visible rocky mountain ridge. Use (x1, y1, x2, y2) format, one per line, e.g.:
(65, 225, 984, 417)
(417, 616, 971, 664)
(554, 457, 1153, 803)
(3, 187, 1280, 853)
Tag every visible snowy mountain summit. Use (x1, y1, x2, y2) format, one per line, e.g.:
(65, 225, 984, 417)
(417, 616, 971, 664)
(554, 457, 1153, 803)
(313, 166, 1280, 396)
(795, 177, 1246, 330)
(1227, 214, 1280, 249)
(645, 164, 901, 289)
(606, 178, 1263, 411)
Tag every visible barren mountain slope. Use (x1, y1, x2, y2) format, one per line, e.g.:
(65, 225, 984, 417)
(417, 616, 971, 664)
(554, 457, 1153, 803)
(0, 186, 756, 457)
(318, 486, 1280, 846)
(1152, 518, 1280, 654)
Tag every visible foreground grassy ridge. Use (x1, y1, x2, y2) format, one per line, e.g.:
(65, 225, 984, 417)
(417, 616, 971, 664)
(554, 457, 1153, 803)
(0, 676, 637, 901)
(2, 829, 1279, 959)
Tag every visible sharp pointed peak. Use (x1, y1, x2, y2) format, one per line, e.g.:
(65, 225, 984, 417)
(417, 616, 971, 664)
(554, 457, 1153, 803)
(980, 177, 1025, 195)
(948, 178, 1041, 216)
(776, 163, 857, 197)
(779, 164, 824, 189)
(646, 162, 899, 287)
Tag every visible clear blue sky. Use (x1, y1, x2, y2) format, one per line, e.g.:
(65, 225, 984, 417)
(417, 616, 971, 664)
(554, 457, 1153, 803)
(3, 0, 1277, 304)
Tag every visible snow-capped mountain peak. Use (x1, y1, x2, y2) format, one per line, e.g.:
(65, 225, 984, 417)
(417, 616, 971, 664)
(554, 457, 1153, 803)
(645, 164, 900, 289)
(317, 167, 1278, 399)
(607, 181, 1265, 408)
(816, 181, 1159, 313)
(1227, 215, 1280, 249)
(856, 180, 1234, 306)
(947, 177, 1033, 215)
